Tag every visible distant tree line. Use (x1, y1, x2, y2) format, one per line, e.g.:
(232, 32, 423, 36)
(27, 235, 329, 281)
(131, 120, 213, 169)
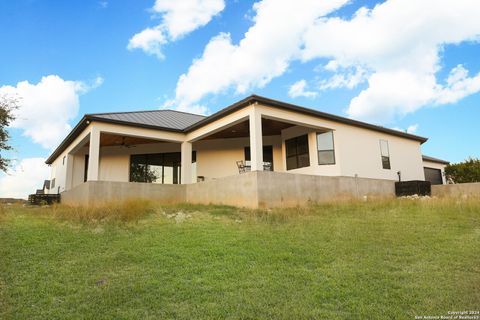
(445, 157, 480, 184)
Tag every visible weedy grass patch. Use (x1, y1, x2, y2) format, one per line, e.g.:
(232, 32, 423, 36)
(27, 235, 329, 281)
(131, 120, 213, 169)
(0, 197, 479, 319)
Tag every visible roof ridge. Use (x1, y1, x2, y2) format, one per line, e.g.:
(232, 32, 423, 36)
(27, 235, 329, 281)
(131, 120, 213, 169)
(88, 108, 206, 117)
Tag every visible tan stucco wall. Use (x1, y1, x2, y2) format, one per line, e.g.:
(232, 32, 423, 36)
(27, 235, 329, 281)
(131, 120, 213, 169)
(61, 171, 395, 208)
(62, 180, 186, 206)
(257, 104, 424, 181)
(194, 136, 283, 180)
(432, 182, 480, 197)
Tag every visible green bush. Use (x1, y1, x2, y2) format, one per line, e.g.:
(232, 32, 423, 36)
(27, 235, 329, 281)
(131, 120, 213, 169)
(445, 157, 480, 183)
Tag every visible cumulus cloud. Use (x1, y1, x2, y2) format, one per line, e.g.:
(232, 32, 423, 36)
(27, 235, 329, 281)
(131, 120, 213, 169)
(302, 0, 480, 123)
(288, 80, 317, 98)
(128, 0, 225, 59)
(318, 66, 367, 91)
(0, 158, 49, 199)
(170, 0, 480, 120)
(128, 26, 167, 59)
(172, 0, 348, 112)
(0, 75, 102, 149)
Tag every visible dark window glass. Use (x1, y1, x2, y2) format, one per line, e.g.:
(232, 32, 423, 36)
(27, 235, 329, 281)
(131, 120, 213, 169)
(380, 140, 391, 169)
(317, 131, 335, 165)
(130, 153, 181, 184)
(244, 146, 274, 171)
(285, 135, 310, 170)
(84, 155, 89, 182)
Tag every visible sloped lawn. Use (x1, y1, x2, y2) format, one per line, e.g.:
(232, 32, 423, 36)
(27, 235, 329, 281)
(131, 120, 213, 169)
(1, 198, 479, 319)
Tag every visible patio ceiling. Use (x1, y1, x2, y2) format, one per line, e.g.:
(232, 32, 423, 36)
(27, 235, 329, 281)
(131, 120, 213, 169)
(202, 118, 294, 140)
(84, 132, 168, 148)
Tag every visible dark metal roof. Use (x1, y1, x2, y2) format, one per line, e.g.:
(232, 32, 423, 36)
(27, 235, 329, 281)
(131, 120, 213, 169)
(422, 155, 449, 165)
(185, 95, 429, 144)
(46, 95, 429, 164)
(88, 109, 205, 131)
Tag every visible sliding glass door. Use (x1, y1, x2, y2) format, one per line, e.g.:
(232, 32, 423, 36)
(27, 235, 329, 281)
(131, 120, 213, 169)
(130, 153, 181, 184)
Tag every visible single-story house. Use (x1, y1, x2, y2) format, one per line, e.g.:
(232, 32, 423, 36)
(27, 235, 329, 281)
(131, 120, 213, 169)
(43, 95, 448, 205)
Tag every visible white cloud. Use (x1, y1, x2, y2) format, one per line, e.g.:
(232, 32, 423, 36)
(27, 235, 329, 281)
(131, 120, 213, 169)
(435, 64, 480, 105)
(301, 0, 480, 123)
(0, 158, 49, 199)
(172, 0, 349, 112)
(392, 124, 419, 134)
(127, 26, 167, 59)
(318, 66, 367, 91)
(407, 124, 419, 134)
(288, 80, 317, 98)
(0, 75, 102, 149)
(128, 0, 225, 59)
(169, 0, 480, 120)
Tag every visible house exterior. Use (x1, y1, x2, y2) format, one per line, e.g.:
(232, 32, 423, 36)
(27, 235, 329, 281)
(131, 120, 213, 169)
(44, 95, 446, 204)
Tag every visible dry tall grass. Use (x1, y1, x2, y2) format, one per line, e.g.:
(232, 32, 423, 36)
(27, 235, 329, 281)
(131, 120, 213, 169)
(51, 198, 155, 223)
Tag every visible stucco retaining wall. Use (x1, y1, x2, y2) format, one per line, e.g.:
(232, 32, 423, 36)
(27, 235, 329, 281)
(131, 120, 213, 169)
(256, 171, 395, 207)
(61, 171, 395, 208)
(61, 181, 186, 206)
(432, 182, 480, 198)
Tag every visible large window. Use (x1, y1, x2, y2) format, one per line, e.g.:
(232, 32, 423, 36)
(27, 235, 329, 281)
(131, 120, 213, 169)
(285, 135, 310, 170)
(316, 131, 335, 165)
(130, 153, 181, 184)
(130, 152, 197, 184)
(380, 140, 391, 169)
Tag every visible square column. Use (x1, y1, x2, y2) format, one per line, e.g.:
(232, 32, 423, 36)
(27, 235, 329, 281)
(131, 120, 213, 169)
(249, 108, 263, 171)
(181, 141, 192, 184)
(87, 126, 100, 181)
(65, 154, 74, 190)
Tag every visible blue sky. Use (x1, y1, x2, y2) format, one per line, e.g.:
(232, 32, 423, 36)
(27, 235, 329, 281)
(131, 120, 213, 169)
(1, 0, 479, 197)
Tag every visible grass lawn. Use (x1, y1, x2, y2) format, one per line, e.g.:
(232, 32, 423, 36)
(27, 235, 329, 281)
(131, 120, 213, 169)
(1, 198, 479, 319)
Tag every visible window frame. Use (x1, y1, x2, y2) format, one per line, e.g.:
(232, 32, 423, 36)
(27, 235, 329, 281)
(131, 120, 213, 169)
(379, 139, 391, 170)
(316, 131, 336, 165)
(285, 134, 310, 171)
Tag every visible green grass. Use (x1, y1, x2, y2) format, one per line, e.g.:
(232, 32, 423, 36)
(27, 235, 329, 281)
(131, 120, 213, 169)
(1, 198, 479, 319)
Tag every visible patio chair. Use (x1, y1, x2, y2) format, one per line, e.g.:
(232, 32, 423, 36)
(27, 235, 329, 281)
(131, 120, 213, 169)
(236, 160, 247, 173)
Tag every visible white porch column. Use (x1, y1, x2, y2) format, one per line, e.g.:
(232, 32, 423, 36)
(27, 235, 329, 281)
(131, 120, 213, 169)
(65, 154, 74, 190)
(87, 126, 100, 181)
(249, 107, 263, 171)
(181, 141, 192, 184)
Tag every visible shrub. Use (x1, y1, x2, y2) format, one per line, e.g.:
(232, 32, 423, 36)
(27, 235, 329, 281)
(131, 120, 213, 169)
(445, 157, 480, 183)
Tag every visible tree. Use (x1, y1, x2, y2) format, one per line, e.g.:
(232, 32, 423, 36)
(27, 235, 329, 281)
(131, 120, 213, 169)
(0, 94, 17, 172)
(445, 157, 480, 184)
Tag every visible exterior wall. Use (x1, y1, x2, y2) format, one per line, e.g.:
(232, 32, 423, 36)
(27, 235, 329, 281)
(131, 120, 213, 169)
(256, 171, 395, 208)
(62, 180, 186, 206)
(61, 171, 395, 208)
(422, 160, 447, 184)
(257, 104, 424, 181)
(432, 182, 480, 197)
(194, 136, 283, 180)
(186, 172, 258, 208)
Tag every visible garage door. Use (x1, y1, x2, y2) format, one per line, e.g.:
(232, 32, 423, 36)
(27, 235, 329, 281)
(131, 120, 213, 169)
(424, 167, 443, 185)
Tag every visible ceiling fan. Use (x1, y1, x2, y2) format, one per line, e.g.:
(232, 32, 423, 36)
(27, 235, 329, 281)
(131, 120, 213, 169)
(117, 137, 137, 148)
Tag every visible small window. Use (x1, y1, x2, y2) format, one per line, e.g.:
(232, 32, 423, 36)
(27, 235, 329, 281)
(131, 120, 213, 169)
(51, 178, 56, 188)
(62, 156, 66, 165)
(285, 135, 310, 170)
(380, 140, 391, 169)
(317, 131, 335, 165)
